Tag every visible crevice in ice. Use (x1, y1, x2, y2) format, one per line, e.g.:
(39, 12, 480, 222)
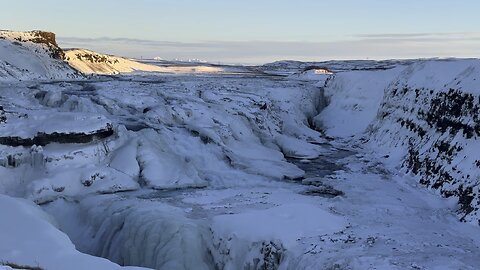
(43, 197, 215, 270)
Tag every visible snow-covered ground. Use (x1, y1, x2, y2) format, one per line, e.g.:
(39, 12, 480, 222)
(0, 31, 479, 269)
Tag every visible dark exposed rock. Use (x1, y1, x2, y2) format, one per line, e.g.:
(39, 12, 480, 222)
(0, 106, 6, 124)
(257, 241, 285, 270)
(28, 31, 65, 60)
(302, 185, 344, 198)
(69, 50, 120, 65)
(0, 124, 114, 147)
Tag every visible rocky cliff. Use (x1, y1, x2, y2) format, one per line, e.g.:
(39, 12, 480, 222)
(0, 30, 80, 80)
(367, 60, 480, 224)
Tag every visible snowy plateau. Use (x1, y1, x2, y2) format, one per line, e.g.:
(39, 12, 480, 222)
(0, 30, 480, 270)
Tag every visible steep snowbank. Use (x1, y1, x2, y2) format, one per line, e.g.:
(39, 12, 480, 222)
(314, 59, 480, 224)
(65, 49, 167, 75)
(43, 195, 212, 270)
(0, 30, 79, 81)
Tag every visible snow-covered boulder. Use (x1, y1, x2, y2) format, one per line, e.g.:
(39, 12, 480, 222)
(0, 111, 114, 146)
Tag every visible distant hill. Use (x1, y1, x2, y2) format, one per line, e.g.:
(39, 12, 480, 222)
(0, 30, 234, 80)
(0, 30, 80, 81)
(65, 49, 225, 75)
(64, 48, 169, 75)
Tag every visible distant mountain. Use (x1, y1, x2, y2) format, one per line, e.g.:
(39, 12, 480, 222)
(0, 30, 80, 81)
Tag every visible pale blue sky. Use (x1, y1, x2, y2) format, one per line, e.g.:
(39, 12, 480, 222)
(2, 0, 479, 63)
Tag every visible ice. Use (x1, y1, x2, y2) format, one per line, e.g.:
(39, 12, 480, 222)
(0, 111, 111, 139)
(0, 30, 79, 81)
(0, 194, 150, 270)
(226, 139, 305, 180)
(108, 138, 140, 178)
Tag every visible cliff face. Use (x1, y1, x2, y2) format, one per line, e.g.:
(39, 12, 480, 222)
(367, 60, 480, 224)
(313, 59, 480, 225)
(29, 31, 65, 59)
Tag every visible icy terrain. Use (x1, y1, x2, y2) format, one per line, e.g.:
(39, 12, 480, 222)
(1, 31, 480, 270)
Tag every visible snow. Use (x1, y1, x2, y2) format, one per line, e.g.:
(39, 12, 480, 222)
(0, 194, 150, 270)
(43, 195, 212, 270)
(65, 49, 224, 75)
(0, 111, 111, 138)
(212, 203, 347, 248)
(108, 138, 140, 178)
(0, 30, 79, 81)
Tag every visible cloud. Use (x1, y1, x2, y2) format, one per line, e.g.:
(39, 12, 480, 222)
(57, 33, 480, 64)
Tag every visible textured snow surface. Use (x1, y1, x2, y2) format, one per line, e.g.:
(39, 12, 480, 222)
(65, 49, 225, 75)
(310, 58, 480, 224)
(0, 194, 149, 270)
(212, 203, 347, 248)
(1, 54, 480, 270)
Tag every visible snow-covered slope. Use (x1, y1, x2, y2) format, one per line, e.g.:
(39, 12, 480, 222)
(0, 30, 80, 81)
(314, 59, 480, 224)
(314, 66, 407, 137)
(367, 59, 480, 224)
(65, 49, 224, 75)
(0, 194, 149, 270)
(65, 49, 167, 75)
